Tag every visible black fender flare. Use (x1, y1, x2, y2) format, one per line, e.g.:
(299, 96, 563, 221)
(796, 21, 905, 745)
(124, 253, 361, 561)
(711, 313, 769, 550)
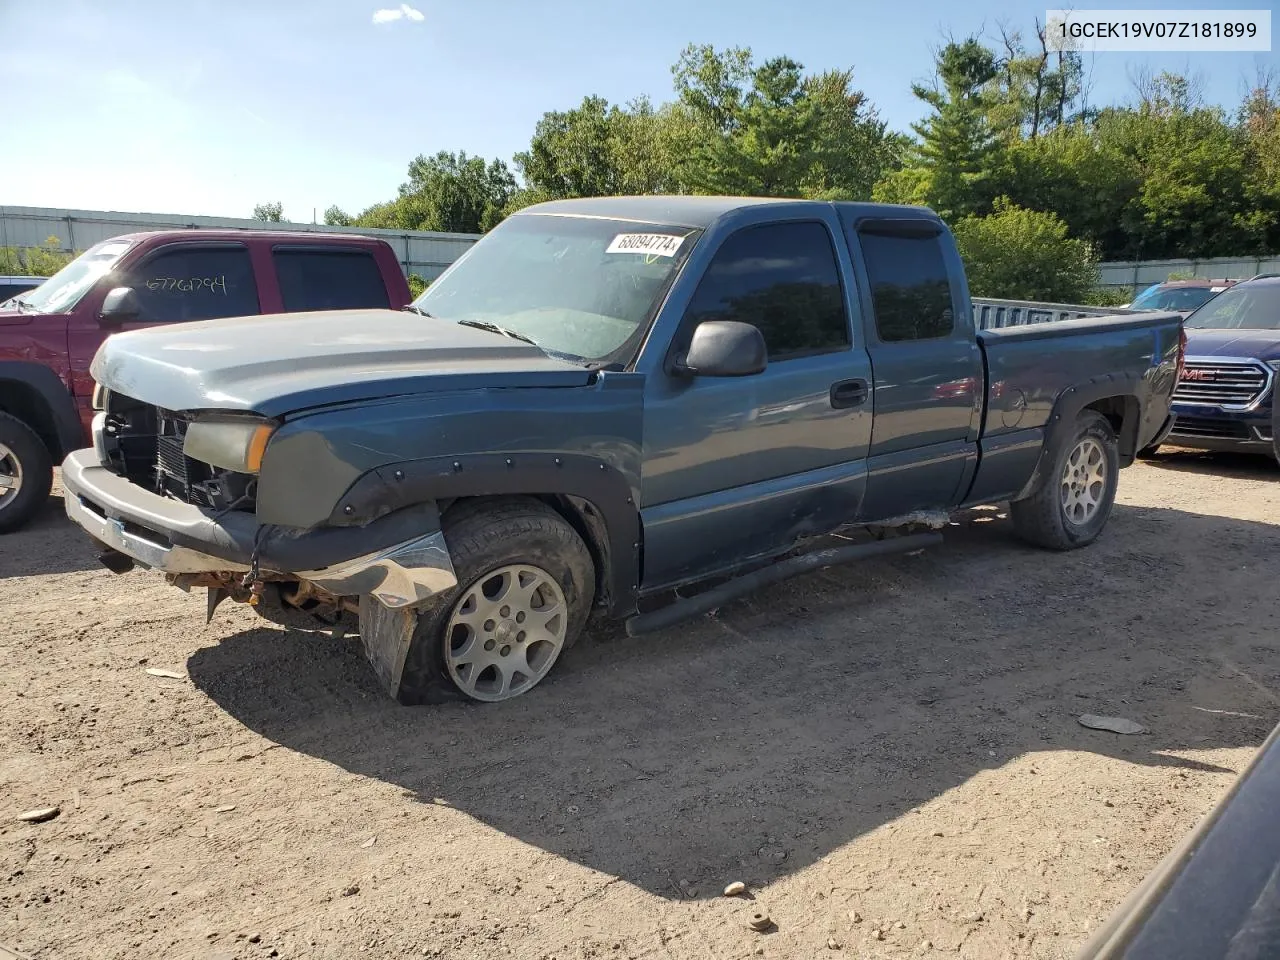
(0, 361, 84, 456)
(329, 453, 641, 616)
(1015, 374, 1144, 501)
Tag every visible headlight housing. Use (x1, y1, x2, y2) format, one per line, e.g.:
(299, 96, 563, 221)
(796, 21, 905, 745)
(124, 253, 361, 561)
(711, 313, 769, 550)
(183, 418, 277, 473)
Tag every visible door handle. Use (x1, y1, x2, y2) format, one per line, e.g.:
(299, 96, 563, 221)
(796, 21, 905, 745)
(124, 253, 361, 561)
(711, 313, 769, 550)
(830, 378, 869, 409)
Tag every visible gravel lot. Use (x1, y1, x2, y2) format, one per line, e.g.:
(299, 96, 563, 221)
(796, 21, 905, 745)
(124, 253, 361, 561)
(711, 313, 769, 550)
(3, 450, 1279, 960)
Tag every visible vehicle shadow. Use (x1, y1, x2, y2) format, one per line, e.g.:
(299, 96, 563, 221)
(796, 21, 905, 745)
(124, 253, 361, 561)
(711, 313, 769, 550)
(0, 492, 102, 579)
(188, 502, 1280, 900)
(1144, 447, 1279, 479)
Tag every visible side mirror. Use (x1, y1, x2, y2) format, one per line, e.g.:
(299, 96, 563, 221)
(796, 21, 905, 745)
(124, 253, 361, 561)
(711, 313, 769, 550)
(675, 320, 767, 378)
(99, 287, 140, 327)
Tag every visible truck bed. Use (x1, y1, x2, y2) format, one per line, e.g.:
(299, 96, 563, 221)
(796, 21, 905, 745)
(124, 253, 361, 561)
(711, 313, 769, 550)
(964, 310, 1184, 506)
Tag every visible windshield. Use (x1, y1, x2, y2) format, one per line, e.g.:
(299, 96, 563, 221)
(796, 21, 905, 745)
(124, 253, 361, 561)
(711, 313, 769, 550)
(1185, 283, 1280, 330)
(1130, 285, 1223, 312)
(414, 214, 698, 362)
(17, 239, 134, 314)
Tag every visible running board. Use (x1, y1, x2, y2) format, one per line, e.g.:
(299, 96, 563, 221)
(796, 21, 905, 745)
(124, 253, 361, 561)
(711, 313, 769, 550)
(623, 531, 942, 637)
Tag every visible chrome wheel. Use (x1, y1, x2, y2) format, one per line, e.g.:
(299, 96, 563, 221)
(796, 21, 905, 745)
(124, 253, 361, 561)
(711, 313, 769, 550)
(443, 564, 568, 702)
(1060, 437, 1106, 525)
(0, 442, 22, 509)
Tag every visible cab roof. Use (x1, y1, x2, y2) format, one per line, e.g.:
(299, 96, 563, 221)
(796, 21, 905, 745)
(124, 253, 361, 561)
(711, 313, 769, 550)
(515, 195, 943, 230)
(101, 229, 387, 245)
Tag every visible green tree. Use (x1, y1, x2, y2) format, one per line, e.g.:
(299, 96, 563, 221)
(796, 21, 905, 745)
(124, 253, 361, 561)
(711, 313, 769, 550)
(252, 202, 284, 222)
(514, 95, 683, 198)
(1239, 76, 1280, 252)
(903, 38, 1000, 221)
(323, 206, 354, 226)
(1092, 74, 1263, 259)
(986, 22, 1085, 141)
(953, 198, 1099, 301)
(354, 151, 516, 234)
(0, 236, 75, 277)
(671, 44, 900, 199)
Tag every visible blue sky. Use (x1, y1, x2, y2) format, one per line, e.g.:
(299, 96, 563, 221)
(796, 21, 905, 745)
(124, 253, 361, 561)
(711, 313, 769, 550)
(1, 0, 1273, 222)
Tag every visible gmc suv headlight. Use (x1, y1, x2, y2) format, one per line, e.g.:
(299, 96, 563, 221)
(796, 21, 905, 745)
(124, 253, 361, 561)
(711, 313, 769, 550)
(183, 418, 277, 473)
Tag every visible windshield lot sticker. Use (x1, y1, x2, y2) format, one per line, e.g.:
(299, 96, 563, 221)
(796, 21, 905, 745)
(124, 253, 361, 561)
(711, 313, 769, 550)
(606, 234, 684, 257)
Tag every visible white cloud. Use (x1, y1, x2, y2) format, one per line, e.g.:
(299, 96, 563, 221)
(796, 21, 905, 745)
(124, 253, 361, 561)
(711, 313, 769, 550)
(372, 3, 424, 24)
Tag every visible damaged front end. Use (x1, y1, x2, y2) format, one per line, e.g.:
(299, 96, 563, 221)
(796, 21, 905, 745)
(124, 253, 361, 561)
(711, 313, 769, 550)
(63, 388, 460, 699)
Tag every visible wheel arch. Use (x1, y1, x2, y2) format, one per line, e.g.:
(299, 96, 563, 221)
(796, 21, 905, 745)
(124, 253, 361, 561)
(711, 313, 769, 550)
(0, 362, 84, 459)
(1016, 376, 1143, 501)
(332, 453, 641, 617)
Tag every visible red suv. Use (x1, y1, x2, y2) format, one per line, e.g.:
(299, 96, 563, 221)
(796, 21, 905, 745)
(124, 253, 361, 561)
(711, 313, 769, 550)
(0, 230, 411, 532)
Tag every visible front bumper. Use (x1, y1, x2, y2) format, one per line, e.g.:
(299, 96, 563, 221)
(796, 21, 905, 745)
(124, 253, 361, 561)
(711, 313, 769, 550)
(61, 449, 457, 608)
(1164, 404, 1274, 454)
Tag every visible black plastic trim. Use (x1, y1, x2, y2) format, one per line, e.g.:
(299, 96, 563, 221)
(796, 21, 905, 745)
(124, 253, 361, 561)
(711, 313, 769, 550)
(1015, 375, 1144, 500)
(0, 360, 85, 455)
(331, 453, 641, 615)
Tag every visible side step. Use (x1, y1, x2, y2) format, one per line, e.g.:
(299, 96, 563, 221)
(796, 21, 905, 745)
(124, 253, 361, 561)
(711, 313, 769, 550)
(624, 530, 942, 637)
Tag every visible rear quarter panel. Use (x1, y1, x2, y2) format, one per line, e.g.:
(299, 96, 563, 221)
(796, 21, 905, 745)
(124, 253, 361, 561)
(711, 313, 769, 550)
(966, 313, 1182, 504)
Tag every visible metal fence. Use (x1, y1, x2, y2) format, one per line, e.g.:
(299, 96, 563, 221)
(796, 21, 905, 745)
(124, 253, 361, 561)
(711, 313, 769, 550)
(1099, 255, 1280, 295)
(0, 206, 481, 282)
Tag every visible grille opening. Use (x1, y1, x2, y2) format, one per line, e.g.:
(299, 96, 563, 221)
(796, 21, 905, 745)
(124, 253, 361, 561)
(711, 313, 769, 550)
(1170, 417, 1252, 440)
(1174, 360, 1269, 408)
(101, 393, 257, 512)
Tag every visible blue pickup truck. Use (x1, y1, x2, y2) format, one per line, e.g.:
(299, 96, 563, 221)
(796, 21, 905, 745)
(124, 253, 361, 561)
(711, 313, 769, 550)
(60, 197, 1183, 704)
(1140, 274, 1280, 460)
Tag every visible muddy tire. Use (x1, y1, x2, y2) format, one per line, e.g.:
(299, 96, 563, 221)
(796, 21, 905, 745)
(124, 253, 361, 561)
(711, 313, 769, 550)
(1011, 410, 1119, 550)
(0, 413, 53, 534)
(396, 497, 596, 705)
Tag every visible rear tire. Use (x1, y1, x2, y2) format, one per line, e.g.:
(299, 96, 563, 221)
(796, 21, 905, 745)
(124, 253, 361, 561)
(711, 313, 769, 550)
(1011, 410, 1119, 550)
(0, 412, 53, 534)
(396, 497, 596, 705)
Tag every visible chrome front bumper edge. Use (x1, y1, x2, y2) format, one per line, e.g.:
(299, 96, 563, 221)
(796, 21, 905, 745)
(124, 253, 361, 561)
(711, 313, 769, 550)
(65, 485, 458, 609)
(65, 490, 250, 574)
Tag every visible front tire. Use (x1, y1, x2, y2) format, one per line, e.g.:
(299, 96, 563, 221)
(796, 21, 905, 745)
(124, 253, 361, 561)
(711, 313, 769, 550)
(0, 413, 53, 534)
(1011, 410, 1119, 550)
(397, 498, 596, 705)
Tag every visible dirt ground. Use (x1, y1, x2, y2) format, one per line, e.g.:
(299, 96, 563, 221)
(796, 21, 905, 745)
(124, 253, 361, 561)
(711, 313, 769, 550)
(3, 449, 1280, 960)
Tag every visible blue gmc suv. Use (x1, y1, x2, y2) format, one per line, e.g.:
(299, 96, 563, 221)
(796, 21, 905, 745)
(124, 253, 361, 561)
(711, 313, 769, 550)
(1145, 275, 1280, 461)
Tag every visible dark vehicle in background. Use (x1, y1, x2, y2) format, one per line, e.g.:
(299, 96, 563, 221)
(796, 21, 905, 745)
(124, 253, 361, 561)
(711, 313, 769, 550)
(1126, 278, 1239, 314)
(60, 196, 1184, 706)
(1077, 718, 1280, 959)
(1142, 275, 1280, 460)
(0, 275, 43, 305)
(0, 230, 411, 532)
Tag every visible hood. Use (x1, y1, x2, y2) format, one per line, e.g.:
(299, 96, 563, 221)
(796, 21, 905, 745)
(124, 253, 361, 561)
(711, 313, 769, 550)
(1184, 327, 1280, 363)
(0, 307, 34, 326)
(91, 308, 595, 417)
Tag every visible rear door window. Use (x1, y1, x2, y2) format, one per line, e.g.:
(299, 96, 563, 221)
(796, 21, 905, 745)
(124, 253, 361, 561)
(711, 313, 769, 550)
(124, 245, 259, 323)
(273, 248, 390, 312)
(857, 225, 957, 342)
